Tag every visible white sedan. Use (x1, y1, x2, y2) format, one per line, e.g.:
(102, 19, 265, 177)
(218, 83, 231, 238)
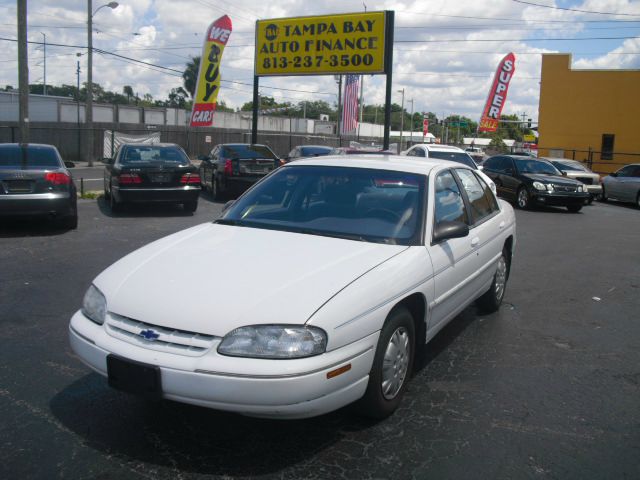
(69, 155, 516, 419)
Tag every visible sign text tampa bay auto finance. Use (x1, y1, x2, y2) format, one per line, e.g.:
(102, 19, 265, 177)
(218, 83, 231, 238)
(255, 12, 386, 76)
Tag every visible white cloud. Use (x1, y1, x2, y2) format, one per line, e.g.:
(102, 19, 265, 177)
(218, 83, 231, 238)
(0, 0, 638, 122)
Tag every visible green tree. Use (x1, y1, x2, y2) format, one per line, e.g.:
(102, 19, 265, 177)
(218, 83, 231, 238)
(183, 56, 200, 98)
(123, 85, 134, 103)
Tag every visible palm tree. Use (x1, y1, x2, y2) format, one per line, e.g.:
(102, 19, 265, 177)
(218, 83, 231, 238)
(183, 57, 200, 99)
(123, 85, 134, 104)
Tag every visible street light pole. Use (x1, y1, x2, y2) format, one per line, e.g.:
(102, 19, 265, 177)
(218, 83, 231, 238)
(87, 1, 119, 166)
(397, 88, 405, 152)
(18, 0, 29, 143)
(41, 32, 47, 95)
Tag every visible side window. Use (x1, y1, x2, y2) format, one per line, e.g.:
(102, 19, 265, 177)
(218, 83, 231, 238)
(483, 156, 502, 172)
(415, 148, 426, 157)
(631, 166, 640, 177)
(616, 166, 632, 177)
(434, 170, 468, 226)
(406, 148, 416, 157)
(455, 169, 498, 223)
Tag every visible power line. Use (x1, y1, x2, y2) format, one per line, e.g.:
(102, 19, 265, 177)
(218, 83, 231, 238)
(511, 0, 640, 17)
(395, 35, 640, 43)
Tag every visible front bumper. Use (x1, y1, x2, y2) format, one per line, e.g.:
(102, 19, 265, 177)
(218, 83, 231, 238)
(531, 191, 590, 207)
(114, 186, 201, 204)
(69, 310, 376, 419)
(0, 192, 74, 217)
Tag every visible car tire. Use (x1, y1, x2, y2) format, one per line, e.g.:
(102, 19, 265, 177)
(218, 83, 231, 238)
(212, 175, 224, 201)
(516, 187, 530, 210)
(587, 195, 594, 205)
(110, 185, 122, 213)
(599, 186, 607, 202)
(636, 192, 640, 209)
(476, 247, 510, 314)
(567, 205, 582, 213)
(357, 306, 415, 419)
(183, 200, 198, 213)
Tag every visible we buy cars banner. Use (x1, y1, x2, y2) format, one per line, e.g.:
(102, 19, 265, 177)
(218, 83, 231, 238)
(478, 52, 516, 132)
(190, 15, 232, 127)
(422, 117, 429, 136)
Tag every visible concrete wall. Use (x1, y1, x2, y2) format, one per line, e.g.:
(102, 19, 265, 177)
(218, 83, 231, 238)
(538, 54, 640, 173)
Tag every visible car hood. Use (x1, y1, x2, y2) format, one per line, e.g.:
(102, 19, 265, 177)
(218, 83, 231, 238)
(521, 173, 581, 186)
(94, 223, 408, 336)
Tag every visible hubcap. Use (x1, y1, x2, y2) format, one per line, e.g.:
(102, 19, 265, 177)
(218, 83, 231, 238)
(518, 189, 528, 208)
(381, 327, 410, 400)
(495, 255, 507, 301)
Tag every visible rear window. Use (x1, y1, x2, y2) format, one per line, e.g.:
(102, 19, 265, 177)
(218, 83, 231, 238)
(0, 145, 62, 169)
(120, 146, 190, 166)
(428, 151, 477, 169)
(222, 145, 277, 160)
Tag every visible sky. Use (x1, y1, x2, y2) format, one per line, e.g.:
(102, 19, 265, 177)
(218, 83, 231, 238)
(1, 0, 639, 124)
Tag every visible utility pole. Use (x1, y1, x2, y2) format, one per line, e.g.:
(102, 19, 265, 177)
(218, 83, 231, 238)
(408, 98, 414, 146)
(357, 74, 364, 140)
(87, 0, 93, 165)
(41, 32, 47, 95)
(77, 57, 81, 161)
(336, 75, 343, 143)
(18, 0, 29, 143)
(398, 88, 405, 152)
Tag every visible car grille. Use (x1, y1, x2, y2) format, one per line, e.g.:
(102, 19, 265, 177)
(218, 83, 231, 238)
(553, 185, 578, 192)
(105, 313, 218, 356)
(575, 177, 593, 185)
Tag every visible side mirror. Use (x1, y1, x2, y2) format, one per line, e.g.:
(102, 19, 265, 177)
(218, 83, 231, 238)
(64, 161, 75, 168)
(561, 171, 567, 176)
(433, 221, 469, 243)
(222, 200, 235, 212)
(610, 172, 618, 177)
(101, 157, 113, 165)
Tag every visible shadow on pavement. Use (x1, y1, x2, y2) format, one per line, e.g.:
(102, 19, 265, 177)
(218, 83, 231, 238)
(0, 217, 72, 238)
(96, 196, 196, 218)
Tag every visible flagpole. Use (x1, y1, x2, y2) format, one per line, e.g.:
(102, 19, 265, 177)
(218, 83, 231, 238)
(357, 75, 364, 141)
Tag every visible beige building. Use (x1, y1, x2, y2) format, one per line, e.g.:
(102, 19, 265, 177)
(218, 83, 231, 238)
(537, 54, 640, 174)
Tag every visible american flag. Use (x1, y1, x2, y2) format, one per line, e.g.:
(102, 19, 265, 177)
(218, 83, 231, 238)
(341, 74, 360, 134)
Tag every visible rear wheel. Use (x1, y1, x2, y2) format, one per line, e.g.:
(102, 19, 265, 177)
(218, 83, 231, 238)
(110, 185, 122, 213)
(183, 200, 198, 213)
(477, 247, 510, 314)
(357, 306, 415, 419)
(516, 187, 530, 210)
(212, 175, 223, 201)
(567, 205, 582, 213)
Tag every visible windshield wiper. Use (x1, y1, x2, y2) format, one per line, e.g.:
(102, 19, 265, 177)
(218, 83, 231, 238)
(214, 218, 246, 226)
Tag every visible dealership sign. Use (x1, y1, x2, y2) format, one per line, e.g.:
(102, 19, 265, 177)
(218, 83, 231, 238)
(255, 12, 387, 76)
(190, 15, 232, 127)
(478, 52, 516, 132)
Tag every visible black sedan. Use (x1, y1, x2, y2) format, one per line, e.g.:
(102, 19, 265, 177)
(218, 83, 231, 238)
(103, 143, 200, 213)
(482, 155, 590, 213)
(198, 143, 280, 200)
(0, 143, 78, 228)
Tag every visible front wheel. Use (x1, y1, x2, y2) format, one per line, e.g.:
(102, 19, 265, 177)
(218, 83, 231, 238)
(476, 247, 510, 314)
(357, 306, 415, 419)
(567, 205, 582, 213)
(516, 187, 530, 210)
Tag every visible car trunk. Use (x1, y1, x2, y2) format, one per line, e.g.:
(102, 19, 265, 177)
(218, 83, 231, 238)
(120, 164, 195, 188)
(232, 158, 276, 177)
(0, 168, 68, 195)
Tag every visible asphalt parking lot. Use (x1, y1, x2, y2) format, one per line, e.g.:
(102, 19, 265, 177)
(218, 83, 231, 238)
(1, 195, 638, 479)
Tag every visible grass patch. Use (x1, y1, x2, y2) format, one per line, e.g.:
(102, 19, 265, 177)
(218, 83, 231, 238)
(78, 191, 102, 199)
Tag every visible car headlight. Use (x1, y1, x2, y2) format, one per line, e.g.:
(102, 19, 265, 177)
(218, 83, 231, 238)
(218, 325, 327, 359)
(578, 184, 585, 192)
(82, 285, 106, 325)
(533, 181, 546, 191)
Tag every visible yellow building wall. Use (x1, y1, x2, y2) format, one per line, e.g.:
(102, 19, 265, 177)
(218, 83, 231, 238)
(538, 54, 640, 174)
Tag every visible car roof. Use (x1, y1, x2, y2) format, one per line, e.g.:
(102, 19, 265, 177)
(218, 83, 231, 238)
(297, 145, 333, 149)
(121, 143, 180, 148)
(221, 143, 270, 147)
(285, 154, 473, 176)
(413, 144, 465, 152)
(0, 143, 57, 149)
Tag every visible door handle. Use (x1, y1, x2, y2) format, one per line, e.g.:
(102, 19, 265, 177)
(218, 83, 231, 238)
(499, 221, 505, 229)
(471, 237, 480, 248)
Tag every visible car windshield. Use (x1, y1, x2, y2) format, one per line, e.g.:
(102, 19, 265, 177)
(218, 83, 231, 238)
(219, 165, 426, 246)
(427, 151, 477, 169)
(300, 146, 333, 157)
(222, 145, 277, 160)
(552, 160, 588, 172)
(120, 146, 190, 166)
(515, 158, 561, 175)
(0, 145, 61, 169)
